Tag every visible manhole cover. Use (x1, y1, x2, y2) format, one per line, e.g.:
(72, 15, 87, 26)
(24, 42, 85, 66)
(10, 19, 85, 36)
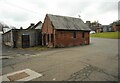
(1, 69, 42, 81)
(7, 72, 29, 81)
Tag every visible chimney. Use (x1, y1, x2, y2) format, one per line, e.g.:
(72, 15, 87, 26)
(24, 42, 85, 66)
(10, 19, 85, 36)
(30, 23, 35, 26)
(86, 21, 91, 27)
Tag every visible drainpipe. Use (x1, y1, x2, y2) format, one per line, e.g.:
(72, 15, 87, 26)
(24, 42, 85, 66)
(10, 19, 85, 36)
(53, 29, 56, 48)
(11, 29, 13, 48)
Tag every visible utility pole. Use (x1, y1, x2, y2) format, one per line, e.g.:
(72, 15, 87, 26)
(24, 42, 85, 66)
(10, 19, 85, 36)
(118, 1, 120, 20)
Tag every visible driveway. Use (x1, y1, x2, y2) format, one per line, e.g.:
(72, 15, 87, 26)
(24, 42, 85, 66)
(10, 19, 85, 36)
(1, 38, 118, 81)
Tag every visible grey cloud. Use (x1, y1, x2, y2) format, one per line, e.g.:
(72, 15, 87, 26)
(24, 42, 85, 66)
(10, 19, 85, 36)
(70, 1, 117, 17)
(1, 10, 30, 22)
(0, 0, 118, 28)
(24, 0, 47, 9)
(70, 1, 118, 20)
(56, 1, 97, 16)
(97, 2, 118, 14)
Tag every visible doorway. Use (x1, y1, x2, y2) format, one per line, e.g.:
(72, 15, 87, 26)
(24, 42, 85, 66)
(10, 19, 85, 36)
(22, 35, 30, 48)
(43, 34, 46, 46)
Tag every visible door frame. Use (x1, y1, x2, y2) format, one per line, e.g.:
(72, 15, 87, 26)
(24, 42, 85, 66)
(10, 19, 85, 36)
(21, 34, 30, 48)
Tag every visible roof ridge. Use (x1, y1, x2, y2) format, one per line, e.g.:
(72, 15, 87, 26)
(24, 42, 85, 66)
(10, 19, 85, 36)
(47, 14, 81, 19)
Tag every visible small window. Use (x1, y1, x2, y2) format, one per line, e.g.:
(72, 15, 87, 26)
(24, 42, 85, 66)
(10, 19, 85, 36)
(51, 34, 54, 42)
(47, 34, 49, 42)
(73, 32, 76, 38)
(82, 32, 85, 38)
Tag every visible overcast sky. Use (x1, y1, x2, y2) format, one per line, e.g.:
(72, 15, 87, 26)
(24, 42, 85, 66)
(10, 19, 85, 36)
(0, 0, 119, 29)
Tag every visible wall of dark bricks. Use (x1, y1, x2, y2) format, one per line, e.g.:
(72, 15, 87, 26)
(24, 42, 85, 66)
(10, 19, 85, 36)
(42, 15, 90, 48)
(55, 30, 89, 47)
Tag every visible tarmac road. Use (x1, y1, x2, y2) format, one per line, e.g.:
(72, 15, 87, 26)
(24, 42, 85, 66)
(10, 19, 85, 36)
(1, 38, 119, 81)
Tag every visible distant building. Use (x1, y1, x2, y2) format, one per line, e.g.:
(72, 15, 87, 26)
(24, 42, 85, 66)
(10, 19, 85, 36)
(96, 27, 103, 33)
(42, 14, 91, 48)
(99, 25, 112, 32)
(0, 22, 9, 33)
(27, 21, 42, 30)
(85, 21, 91, 28)
(2, 21, 42, 48)
(85, 21, 101, 33)
(85, 21, 114, 33)
(112, 20, 120, 32)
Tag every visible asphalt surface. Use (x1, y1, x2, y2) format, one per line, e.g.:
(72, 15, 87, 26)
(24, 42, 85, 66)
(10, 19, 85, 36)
(1, 38, 119, 81)
(0, 34, 2, 69)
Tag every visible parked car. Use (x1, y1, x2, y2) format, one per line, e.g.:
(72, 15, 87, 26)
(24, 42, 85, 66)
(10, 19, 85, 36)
(90, 31, 95, 34)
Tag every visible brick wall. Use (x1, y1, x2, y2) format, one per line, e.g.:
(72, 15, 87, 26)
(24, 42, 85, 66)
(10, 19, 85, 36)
(112, 25, 120, 32)
(41, 15, 55, 47)
(55, 30, 89, 47)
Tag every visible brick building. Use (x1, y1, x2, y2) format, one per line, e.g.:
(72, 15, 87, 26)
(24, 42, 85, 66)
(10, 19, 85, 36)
(85, 21, 101, 33)
(112, 20, 120, 32)
(42, 14, 91, 47)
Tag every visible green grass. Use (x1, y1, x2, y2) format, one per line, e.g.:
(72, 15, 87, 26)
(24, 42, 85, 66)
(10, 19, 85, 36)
(90, 32, 120, 39)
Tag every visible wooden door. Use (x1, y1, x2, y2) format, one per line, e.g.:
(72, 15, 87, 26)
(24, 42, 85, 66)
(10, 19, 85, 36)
(22, 35, 30, 48)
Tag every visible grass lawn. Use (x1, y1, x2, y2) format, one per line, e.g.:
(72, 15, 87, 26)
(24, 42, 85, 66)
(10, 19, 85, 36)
(90, 32, 120, 39)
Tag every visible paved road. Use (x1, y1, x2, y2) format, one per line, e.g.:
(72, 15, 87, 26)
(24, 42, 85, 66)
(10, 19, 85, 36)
(0, 33, 2, 75)
(1, 38, 119, 81)
(0, 33, 2, 55)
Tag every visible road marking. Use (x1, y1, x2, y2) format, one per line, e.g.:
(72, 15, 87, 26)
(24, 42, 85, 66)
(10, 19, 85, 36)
(0, 69, 42, 81)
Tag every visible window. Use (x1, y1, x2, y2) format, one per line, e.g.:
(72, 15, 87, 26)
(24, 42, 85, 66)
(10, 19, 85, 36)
(73, 32, 76, 38)
(61, 32, 63, 34)
(82, 32, 85, 38)
(51, 34, 54, 42)
(47, 34, 49, 43)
